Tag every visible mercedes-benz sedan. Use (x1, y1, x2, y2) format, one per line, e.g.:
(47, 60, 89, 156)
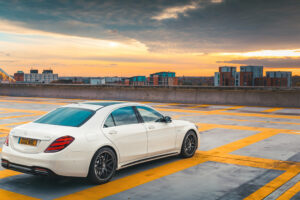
(1, 101, 199, 184)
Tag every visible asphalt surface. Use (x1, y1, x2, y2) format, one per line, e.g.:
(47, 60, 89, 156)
(0, 96, 299, 200)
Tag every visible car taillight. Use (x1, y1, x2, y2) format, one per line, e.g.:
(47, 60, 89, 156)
(4, 134, 9, 146)
(44, 136, 74, 153)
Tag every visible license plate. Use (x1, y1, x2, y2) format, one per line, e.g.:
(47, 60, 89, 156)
(18, 138, 38, 146)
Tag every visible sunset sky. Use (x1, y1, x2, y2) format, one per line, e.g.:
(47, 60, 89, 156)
(1, 0, 300, 77)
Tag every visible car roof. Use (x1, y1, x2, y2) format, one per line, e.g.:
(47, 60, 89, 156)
(63, 101, 142, 111)
(82, 101, 124, 107)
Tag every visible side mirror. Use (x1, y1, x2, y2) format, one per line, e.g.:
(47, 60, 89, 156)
(163, 116, 172, 123)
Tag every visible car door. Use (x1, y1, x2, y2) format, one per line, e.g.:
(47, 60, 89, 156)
(102, 106, 147, 164)
(136, 106, 176, 156)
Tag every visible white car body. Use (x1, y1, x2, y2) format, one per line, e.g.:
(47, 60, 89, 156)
(1, 102, 199, 177)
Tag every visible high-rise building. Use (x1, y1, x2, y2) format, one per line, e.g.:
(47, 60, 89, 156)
(214, 72, 220, 86)
(240, 66, 263, 86)
(148, 72, 178, 86)
(129, 76, 147, 86)
(266, 71, 292, 87)
(14, 71, 25, 82)
(24, 69, 58, 84)
(217, 66, 236, 86)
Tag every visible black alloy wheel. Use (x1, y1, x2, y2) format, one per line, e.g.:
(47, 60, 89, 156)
(180, 130, 198, 158)
(88, 147, 117, 184)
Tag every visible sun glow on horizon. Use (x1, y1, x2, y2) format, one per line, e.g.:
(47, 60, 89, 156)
(215, 49, 300, 58)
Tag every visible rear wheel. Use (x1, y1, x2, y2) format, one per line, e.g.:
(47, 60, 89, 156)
(88, 147, 117, 184)
(180, 130, 198, 158)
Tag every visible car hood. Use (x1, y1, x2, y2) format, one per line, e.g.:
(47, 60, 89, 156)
(172, 119, 194, 126)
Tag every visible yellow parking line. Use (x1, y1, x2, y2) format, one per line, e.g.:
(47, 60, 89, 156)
(0, 95, 84, 101)
(212, 106, 245, 112)
(277, 181, 300, 200)
(0, 121, 31, 127)
(171, 114, 199, 119)
(224, 118, 300, 126)
(0, 128, 10, 134)
(185, 104, 210, 109)
(196, 122, 297, 133)
(244, 168, 300, 200)
(0, 111, 14, 114)
(157, 108, 300, 120)
(0, 108, 47, 115)
(55, 154, 208, 200)
(0, 148, 23, 179)
(0, 99, 66, 106)
(199, 151, 300, 171)
(0, 113, 41, 120)
(0, 189, 39, 200)
(261, 108, 283, 113)
(0, 121, 31, 136)
(197, 124, 217, 132)
(154, 103, 180, 107)
(0, 170, 22, 179)
(209, 131, 280, 154)
(222, 111, 300, 120)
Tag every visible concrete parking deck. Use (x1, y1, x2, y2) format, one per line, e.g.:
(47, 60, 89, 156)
(0, 96, 299, 200)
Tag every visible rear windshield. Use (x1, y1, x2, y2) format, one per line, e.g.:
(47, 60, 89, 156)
(35, 107, 95, 127)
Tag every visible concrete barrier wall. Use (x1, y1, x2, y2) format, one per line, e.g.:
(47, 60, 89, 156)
(1, 84, 300, 107)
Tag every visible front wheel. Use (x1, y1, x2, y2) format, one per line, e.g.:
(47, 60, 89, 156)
(88, 147, 117, 184)
(180, 130, 198, 158)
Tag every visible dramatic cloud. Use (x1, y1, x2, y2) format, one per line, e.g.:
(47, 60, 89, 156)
(0, 0, 299, 52)
(152, 1, 199, 21)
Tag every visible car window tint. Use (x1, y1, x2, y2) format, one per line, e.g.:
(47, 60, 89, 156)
(104, 114, 115, 128)
(137, 106, 163, 122)
(112, 107, 138, 126)
(35, 107, 94, 127)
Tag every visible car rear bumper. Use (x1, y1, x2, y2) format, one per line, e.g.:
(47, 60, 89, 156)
(1, 145, 90, 177)
(1, 159, 56, 176)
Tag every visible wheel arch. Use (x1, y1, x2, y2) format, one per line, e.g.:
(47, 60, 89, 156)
(177, 128, 199, 150)
(88, 145, 119, 174)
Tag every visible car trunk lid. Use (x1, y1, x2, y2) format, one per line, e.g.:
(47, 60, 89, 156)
(10, 122, 76, 154)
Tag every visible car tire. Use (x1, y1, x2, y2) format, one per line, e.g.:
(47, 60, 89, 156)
(180, 130, 198, 158)
(88, 147, 117, 184)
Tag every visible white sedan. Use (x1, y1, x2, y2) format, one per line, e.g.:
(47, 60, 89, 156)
(1, 101, 199, 184)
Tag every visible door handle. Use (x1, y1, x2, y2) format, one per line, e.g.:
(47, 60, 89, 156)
(148, 125, 155, 130)
(109, 130, 118, 135)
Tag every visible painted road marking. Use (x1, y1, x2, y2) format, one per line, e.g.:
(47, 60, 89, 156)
(244, 169, 300, 200)
(0, 97, 299, 200)
(211, 105, 245, 112)
(157, 107, 300, 120)
(185, 104, 210, 109)
(208, 131, 280, 154)
(0, 189, 39, 200)
(56, 124, 299, 200)
(261, 107, 283, 113)
(0, 121, 32, 136)
(0, 113, 41, 120)
(55, 154, 208, 200)
(277, 181, 300, 200)
(0, 170, 22, 179)
(224, 118, 300, 126)
(0, 99, 66, 106)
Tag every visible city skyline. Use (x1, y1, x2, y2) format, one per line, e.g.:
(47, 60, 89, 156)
(1, 0, 300, 76)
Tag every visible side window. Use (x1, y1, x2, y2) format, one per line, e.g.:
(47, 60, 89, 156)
(103, 114, 115, 128)
(137, 106, 163, 122)
(111, 107, 139, 126)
